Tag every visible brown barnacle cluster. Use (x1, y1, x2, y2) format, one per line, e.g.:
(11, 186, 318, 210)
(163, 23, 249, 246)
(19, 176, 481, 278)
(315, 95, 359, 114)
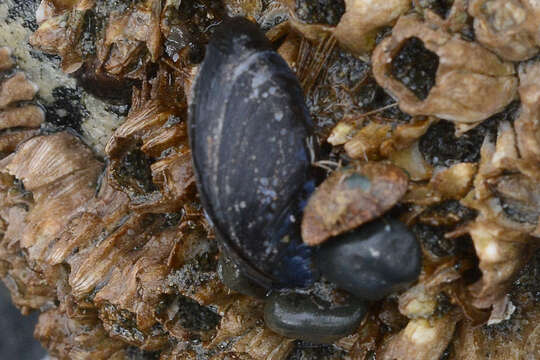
(0, 84, 272, 359)
(456, 61, 540, 314)
(105, 66, 194, 213)
(0, 48, 44, 155)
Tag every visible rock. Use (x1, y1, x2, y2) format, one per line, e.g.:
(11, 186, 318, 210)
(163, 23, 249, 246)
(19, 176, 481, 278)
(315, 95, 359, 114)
(264, 290, 367, 343)
(316, 218, 422, 301)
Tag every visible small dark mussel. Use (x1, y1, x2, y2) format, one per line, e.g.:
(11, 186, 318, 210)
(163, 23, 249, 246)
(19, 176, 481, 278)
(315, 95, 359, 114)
(316, 218, 422, 301)
(264, 290, 367, 343)
(189, 17, 317, 289)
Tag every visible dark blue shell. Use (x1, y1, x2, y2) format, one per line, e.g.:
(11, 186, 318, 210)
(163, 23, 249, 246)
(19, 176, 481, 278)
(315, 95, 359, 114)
(189, 18, 317, 288)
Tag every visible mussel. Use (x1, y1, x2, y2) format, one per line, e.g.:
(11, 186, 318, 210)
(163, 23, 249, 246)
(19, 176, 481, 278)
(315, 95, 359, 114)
(189, 17, 317, 289)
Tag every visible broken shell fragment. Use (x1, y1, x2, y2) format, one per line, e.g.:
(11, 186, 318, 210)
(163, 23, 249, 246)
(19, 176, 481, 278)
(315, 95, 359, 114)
(372, 15, 518, 134)
(469, 0, 540, 61)
(302, 162, 408, 246)
(316, 218, 422, 301)
(189, 18, 317, 288)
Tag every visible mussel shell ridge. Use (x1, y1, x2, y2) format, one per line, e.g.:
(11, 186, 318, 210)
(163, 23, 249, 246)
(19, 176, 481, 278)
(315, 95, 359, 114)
(189, 18, 317, 288)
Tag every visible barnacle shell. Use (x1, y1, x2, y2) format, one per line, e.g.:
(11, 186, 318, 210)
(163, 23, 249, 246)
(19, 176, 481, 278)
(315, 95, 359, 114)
(286, 0, 410, 56)
(98, 0, 162, 74)
(457, 64, 540, 312)
(372, 15, 518, 134)
(333, 0, 411, 55)
(379, 313, 460, 360)
(189, 18, 316, 288)
(515, 61, 540, 166)
(30, 0, 94, 73)
(469, 0, 540, 61)
(417, 0, 470, 34)
(0, 54, 44, 157)
(0, 72, 39, 108)
(334, 116, 436, 164)
(403, 162, 478, 206)
(302, 162, 408, 246)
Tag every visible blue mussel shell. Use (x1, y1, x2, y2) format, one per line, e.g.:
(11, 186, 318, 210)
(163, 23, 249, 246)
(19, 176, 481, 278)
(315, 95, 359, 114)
(189, 17, 317, 289)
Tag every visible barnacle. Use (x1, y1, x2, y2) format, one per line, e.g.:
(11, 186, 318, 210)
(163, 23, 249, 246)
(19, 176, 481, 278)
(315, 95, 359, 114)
(30, 0, 94, 73)
(469, 0, 540, 61)
(1, 1, 539, 360)
(457, 62, 540, 313)
(0, 50, 43, 156)
(372, 14, 518, 134)
(285, 0, 410, 56)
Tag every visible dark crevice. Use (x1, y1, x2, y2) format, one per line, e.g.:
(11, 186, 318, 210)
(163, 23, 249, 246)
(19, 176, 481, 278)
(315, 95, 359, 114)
(419, 101, 520, 167)
(42, 87, 87, 134)
(424, 0, 454, 19)
(391, 37, 439, 101)
(295, 0, 345, 26)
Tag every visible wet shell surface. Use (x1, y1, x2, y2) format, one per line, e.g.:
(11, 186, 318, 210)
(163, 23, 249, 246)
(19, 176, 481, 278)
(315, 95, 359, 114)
(189, 17, 316, 289)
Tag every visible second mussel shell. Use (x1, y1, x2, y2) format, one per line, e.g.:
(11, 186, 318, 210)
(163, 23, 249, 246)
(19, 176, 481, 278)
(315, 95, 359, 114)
(189, 18, 317, 289)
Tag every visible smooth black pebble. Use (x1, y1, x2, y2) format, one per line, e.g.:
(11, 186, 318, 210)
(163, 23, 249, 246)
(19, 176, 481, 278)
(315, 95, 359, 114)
(316, 218, 422, 301)
(264, 291, 367, 343)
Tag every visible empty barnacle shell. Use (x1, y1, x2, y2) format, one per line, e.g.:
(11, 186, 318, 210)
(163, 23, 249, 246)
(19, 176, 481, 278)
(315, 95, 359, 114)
(189, 17, 317, 288)
(372, 15, 518, 134)
(302, 161, 408, 246)
(469, 0, 540, 61)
